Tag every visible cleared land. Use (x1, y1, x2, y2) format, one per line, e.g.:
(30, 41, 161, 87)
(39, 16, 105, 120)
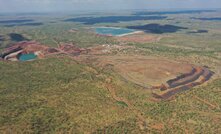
(1, 41, 214, 100)
(94, 55, 193, 87)
(114, 32, 160, 43)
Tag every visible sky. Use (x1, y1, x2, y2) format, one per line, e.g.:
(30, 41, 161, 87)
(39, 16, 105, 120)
(0, 0, 221, 13)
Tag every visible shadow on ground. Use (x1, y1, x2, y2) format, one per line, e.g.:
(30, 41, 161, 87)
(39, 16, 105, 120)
(4, 22, 43, 27)
(187, 30, 208, 34)
(8, 33, 29, 42)
(133, 10, 216, 16)
(127, 23, 188, 34)
(191, 17, 221, 21)
(64, 15, 167, 25)
(0, 35, 4, 41)
(0, 19, 34, 24)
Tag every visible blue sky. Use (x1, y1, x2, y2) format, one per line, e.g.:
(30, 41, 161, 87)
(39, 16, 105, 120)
(0, 0, 220, 13)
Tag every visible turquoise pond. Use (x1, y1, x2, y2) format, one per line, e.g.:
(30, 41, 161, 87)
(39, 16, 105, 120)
(95, 27, 135, 36)
(19, 53, 37, 61)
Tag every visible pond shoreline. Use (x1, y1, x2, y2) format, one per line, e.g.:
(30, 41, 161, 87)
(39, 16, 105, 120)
(94, 27, 142, 37)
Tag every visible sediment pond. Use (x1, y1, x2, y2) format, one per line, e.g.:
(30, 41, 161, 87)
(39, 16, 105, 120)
(19, 53, 37, 61)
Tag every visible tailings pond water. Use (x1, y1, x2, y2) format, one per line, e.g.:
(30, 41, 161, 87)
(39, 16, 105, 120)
(19, 53, 37, 61)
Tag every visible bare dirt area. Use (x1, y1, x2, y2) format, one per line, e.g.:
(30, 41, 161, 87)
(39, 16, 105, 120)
(1, 41, 214, 100)
(94, 55, 194, 87)
(114, 32, 161, 43)
(91, 55, 213, 100)
(0, 41, 88, 61)
(87, 44, 134, 55)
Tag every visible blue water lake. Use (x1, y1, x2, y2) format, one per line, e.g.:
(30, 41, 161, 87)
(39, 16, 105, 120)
(95, 27, 135, 36)
(19, 53, 37, 61)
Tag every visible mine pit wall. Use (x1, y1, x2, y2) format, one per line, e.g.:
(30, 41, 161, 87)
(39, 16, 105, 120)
(4, 50, 24, 61)
(202, 68, 214, 81)
(1, 48, 40, 61)
(1, 41, 50, 61)
(154, 67, 214, 100)
(167, 68, 196, 86)
(167, 67, 204, 88)
(1, 47, 23, 59)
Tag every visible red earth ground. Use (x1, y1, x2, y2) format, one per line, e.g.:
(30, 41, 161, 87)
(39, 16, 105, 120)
(1, 41, 213, 100)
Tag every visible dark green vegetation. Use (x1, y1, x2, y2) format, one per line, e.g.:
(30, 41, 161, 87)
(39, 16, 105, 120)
(0, 57, 136, 133)
(0, 9, 221, 133)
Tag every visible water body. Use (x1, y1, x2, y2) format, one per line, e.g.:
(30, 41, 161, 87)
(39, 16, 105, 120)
(127, 23, 187, 34)
(64, 15, 167, 25)
(19, 53, 37, 61)
(95, 27, 135, 36)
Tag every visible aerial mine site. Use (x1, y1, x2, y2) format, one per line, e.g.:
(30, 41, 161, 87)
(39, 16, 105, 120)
(0, 0, 221, 133)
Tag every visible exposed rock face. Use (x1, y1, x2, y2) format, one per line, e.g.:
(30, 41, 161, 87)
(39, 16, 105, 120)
(153, 67, 214, 100)
(0, 41, 89, 61)
(1, 41, 48, 61)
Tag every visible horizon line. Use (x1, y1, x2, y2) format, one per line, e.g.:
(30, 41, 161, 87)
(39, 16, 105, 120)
(0, 7, 220, 14)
